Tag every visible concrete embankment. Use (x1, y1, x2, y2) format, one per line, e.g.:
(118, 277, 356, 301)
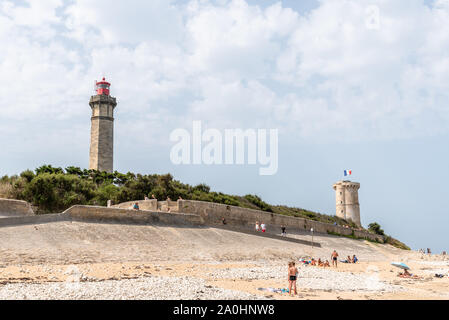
(0, 206, 204, 228)
(0, 198, 35, 218)
(64, 205, 204, 226)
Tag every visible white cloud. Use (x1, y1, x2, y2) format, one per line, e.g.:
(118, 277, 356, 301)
(185, 0, 298, 78)
(1, 0, 62, 26)
(271, 0, 449, 139)
(1, 0, 449, 161)
(64, 0, 183, 45)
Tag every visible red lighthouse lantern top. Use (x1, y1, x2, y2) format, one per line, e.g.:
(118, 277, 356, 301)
(96, 77, 111, 96)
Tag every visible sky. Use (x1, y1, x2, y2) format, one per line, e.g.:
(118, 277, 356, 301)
(0, 0, 448, 253)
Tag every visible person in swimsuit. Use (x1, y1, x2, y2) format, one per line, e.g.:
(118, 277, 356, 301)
(331, 250, 339, 267)
(288, 262, 298, 296)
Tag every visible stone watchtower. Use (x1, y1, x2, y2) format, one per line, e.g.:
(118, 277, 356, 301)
(333, 180, 361, 227)
(89, 78, 117, 173)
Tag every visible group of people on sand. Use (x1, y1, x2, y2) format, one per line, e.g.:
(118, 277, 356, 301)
(287, 250, 361, 296)
(343, 255, 358, 264)
(419, 248, 433, 254)
(419, 248, 447, 256)
(331, 250, 358, 267)
(300, 250, 358, 269)
(309, 258, 330, 267)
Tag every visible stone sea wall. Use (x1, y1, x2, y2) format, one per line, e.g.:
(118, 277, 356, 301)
(177, 200, 384, 242)
(64, 205, 204, 226)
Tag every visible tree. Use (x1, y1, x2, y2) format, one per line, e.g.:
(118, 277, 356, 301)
(368, 222, 385, 236)
(35, 165, 64, 175)
(194, 183, 210, 193)
(20, 170, 35, 183)
(65, 166, 83, 176)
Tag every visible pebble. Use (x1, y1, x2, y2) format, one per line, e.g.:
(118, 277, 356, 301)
(0, 275, 268, 300)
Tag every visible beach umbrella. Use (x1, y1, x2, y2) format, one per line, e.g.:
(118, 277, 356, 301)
(391, 262, 410, 270)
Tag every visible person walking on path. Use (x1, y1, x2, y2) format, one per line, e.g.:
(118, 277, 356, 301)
(331, 250, 339, 267)
(281, 225, 286, 237)
(255, 221, 260, 232)
(261, 222, 266, 233)
(288, 262, 298, 296)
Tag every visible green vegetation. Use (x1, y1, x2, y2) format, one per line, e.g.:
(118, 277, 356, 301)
(326, 230, 383, 243)
(1, 165, 248, 213)
(384, 236, 411, 250)
(368, 222, 385, 236)
(367, 222, 410, 250)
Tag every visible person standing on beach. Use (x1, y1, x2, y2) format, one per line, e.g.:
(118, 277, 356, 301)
(288, 262, 298, 296)
(255, 221, 260, 232)
(331, 250, 339, 267)
(261, 222, 266, 233)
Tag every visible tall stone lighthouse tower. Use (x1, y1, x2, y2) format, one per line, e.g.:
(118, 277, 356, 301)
(89, 78, 117, 173)
(333, 181, 361, 227)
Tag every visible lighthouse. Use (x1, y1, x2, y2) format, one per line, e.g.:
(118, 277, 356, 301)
(89, 78, 117, 173)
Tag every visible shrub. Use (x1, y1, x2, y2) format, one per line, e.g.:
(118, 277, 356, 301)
(0, 182, 13, 198)
(368, 222, 385, 236)
(244, 194, 273, 212)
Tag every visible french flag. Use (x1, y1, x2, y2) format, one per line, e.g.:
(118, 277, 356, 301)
(344, 170, 352, 176)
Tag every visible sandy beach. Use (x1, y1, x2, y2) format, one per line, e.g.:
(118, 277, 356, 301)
(0, 221, 447, 300)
